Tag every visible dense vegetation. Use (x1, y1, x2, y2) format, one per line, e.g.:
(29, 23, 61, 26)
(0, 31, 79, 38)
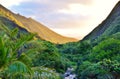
(57, 32, 120, 79)
(0, 25, 63, 79)
(0, 2, 120, 79)
(0, 20, 120, 79)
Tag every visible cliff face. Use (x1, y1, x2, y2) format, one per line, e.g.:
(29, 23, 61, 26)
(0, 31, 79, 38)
(83, 1, 120, 40)
(0, 4, 78, 44)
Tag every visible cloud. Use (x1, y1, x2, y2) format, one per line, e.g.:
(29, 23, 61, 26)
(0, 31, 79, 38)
(58, 3, 92, 16)
(0, 0, 32, 8)
(1, 0, 119, 39)
(36, 0, 93, 5)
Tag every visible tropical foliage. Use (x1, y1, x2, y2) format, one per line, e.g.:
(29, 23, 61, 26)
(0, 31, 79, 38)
(0, 26, 61, 79)
(58, 32, 120, 79)
(0, 6, 120, 79)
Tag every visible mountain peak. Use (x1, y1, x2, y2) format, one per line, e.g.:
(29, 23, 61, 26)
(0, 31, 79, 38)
(0, 4, 10, 12)
(0, 4, 4, 8)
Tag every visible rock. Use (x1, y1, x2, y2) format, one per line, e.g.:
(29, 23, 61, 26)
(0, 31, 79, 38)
(64, 67, 77, 79)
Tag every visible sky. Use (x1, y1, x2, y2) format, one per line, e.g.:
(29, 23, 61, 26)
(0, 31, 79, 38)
(1, 0, 119, 39)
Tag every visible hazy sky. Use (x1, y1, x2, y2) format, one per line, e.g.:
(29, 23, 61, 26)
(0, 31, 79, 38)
(1, 0, 119, 39)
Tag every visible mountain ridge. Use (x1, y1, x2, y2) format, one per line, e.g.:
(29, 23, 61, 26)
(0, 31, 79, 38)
(83, 1, 120, 40)
(0, 4, 78, 43)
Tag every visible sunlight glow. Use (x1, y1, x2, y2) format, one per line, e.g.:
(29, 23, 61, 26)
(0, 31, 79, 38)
(1, 0, 31, 7)
(59, 4, 91, 16)
(57, 0, 119, 39)
(0, 0, 120, 39)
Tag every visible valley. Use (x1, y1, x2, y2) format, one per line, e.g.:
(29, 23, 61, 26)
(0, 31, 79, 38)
(0, 1, 120, 79)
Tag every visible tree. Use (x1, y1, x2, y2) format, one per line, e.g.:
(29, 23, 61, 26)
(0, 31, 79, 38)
(0, 31, 34, 79)
(89, 38, 120, 62)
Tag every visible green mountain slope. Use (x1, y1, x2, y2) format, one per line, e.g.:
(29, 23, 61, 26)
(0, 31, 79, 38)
(0, 16, 28, 33)
(57, 1, 120, 78)
(83, 1, 120, 40)
(0, 4, 78, 44)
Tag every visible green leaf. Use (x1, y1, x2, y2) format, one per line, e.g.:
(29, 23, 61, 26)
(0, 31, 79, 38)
(8, 61, 32, 75)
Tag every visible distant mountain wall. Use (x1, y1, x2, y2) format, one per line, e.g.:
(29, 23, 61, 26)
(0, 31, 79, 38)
(83, 1, 120, 40)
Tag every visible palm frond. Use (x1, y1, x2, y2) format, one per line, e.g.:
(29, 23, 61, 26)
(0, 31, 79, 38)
(8, 61, 33, 75)
(13, 33, 34, 53)
(0, 37, 9, 69)
(18, 53, 32, 66)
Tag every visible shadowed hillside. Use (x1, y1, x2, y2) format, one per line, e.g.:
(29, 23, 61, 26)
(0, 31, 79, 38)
(57, 1, 120, 79)
(83, 1, 120, 40)
(0, 4, 78, 44)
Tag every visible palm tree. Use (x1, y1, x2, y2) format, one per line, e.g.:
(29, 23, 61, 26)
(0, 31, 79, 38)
(0, 27, 60, 79)
(0, 27, 34, 79)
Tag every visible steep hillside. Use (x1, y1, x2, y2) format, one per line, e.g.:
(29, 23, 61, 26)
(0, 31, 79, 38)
(0, 16, 28, 33)
(13, 14, 77, 43)
(83, 1, 120, 40)
(0, 4, 77, 44)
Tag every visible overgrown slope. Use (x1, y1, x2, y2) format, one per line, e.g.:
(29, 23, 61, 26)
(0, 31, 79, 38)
(57, 1, 120, 79)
